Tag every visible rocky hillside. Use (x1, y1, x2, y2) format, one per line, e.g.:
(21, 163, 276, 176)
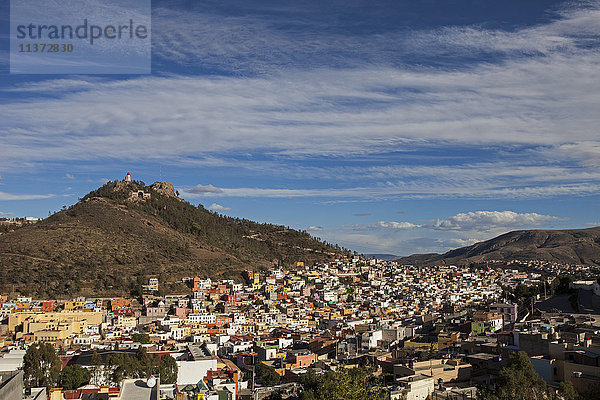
(0, 179, 345, 298)
(397, 227, 600, 266)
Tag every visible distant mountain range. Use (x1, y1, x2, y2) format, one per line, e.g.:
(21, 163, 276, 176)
(365, 254, 398, 261)
(0, 179, 345, 298)
(396, 227, 600, 266)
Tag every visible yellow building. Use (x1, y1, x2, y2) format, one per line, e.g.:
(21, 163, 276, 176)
(34, 328, 70, 343)
(9, 311, 103, 333)
(64, 300, 87, 311)
(115, 315, 137, 329)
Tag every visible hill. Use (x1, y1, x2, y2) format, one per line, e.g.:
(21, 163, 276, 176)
(365, 254, 398, 261)
(0, 178, 345, 298)
(397, 227, 600, 266)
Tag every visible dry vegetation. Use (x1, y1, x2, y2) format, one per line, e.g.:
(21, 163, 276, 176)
(0, 180, 346, 298)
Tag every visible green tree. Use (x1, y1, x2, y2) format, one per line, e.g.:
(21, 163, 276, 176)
(299, 367, 386, 400)
(553, 275, 575, 295)
(23, 343, 61, 389)
(158, 354, 178, 384)
(256, 365, 281, 387)
(105, 353, 135, 385)
(558, 381, 580, 400)
(479, 351, 555, 400)
(59, 365, 91, 390)
(102, 350, 178, 385)
(90, 351, 102, 386)
(132, 333, 151, 344)
(135, 347, 153, 378)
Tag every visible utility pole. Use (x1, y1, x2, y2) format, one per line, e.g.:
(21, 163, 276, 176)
(531, 297, 534, 317)
(544, 280, 547, 299)
(252, 364, 256, 400)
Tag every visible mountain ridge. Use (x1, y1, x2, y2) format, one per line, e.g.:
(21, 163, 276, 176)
(396, 226, 600, 266)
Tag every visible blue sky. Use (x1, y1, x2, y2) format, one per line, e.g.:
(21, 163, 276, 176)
(1, 0, 600, 256)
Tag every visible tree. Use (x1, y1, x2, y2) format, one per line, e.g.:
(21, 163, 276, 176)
(135, 347, 152, 378)
(478, 351, 555, 400)
(558, 381, 580, 400)
(299, 367, 387, 400)
(552, 275, 575, 295)
(23, 343, 61, 389)
(158, 355, 178, 384)
(256, 365, 281, 387)
(91, 351, 102, 386)
(102, 350, 178, 386)
(132, 333, 151, 344)
(59, 365, 91, 390)
(105, 353, 135, 385)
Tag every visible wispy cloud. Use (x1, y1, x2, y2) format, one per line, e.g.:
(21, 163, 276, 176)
(179, 181, 600, 200)
(353, 212, 371, 216)
(0, 192, 55, 201)
(150, 1, 600, 74)
(2, 2, 600, 170)
(186, 184, 224, 194)
(65, 173, 75, 179)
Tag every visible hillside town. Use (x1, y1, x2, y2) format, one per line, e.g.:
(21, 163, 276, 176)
(1, 258, 600, 400)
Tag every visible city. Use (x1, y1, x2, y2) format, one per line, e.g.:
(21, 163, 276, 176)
(2, 255, 600, 399)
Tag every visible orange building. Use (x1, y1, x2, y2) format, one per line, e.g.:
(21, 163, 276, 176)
(193, 276, 203, 292)
(41, 301, 56, 312)
(110, 299, 131, 310)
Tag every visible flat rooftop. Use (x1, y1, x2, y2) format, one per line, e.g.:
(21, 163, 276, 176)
(119, 379, 158, 400)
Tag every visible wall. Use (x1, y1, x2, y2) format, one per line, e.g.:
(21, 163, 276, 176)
(0, 370, 24, 400)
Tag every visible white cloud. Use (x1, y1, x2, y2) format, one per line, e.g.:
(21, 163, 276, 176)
(65, 173, 74, 179)
(308, 226, 324, 231)
(432, 210, 562, 231)
(0, 211, 14, 215)
(207, 203, 230, 211)
(377, 221, 420, 229)
(0, 192, 55, 201)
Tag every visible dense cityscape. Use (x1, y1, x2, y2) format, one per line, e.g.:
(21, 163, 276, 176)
(2, 255, 600, 399)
